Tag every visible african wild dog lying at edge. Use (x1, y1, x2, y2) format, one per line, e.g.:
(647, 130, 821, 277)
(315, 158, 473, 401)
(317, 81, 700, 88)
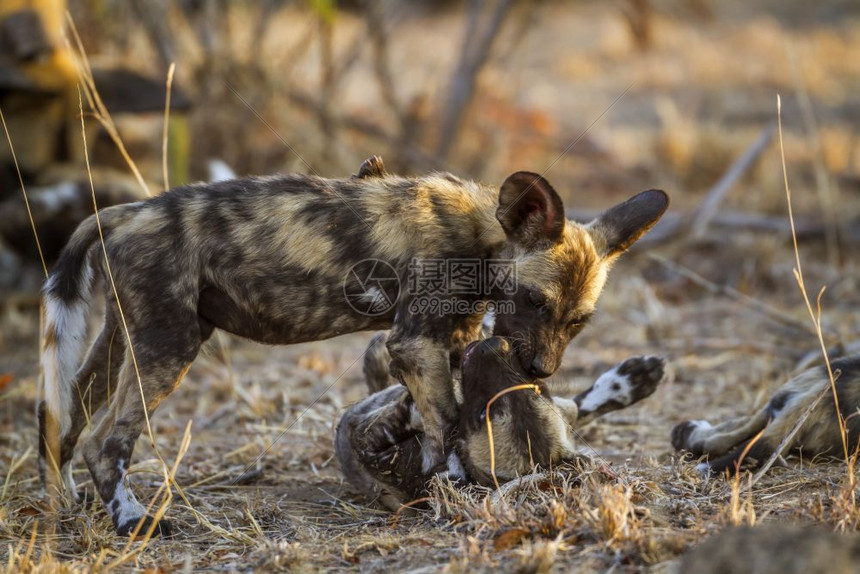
(39, 155, 668, 536)
(672, 356, 860, 476)
(337, 335, 666, 509)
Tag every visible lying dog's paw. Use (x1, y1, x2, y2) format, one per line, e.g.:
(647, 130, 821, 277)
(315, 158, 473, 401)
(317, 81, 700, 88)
(671, 420, 710, 455)
(434, 452, 467, 486)
(616, 355, 665, 402)
(359, 419, 404, 452)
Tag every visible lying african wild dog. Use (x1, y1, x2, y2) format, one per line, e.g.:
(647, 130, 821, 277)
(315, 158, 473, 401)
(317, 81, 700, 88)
(672, 356, 860, 476)
(337, 335, 666, 508)
(39, 155, 668, 536)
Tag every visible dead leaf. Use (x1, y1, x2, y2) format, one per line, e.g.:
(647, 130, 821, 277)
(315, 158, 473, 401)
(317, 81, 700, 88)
(493, 527, 530, 551)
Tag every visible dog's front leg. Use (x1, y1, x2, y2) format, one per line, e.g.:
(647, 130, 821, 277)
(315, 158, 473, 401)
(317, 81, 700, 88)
(386, 329, 458, 475)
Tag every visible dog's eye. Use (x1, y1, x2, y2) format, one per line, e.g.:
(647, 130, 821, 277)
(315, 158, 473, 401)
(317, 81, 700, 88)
(528, 290, 547, 309)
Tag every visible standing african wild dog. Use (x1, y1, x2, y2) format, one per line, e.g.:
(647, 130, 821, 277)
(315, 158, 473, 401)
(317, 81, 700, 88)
(672, 356, 860, 476)
(39, 155, 668, 535)
(338, 335, 666, 509)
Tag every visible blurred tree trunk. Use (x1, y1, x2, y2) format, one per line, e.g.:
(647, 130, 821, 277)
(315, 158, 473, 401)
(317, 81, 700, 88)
(434, 0, 515, 163)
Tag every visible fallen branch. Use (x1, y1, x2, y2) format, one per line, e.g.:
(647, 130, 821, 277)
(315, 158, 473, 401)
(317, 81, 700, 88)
(648, 253, 836, 340)
(434, 0, 516, 161)
(490, 471, 551, 504)
(692, 123, 775, 238)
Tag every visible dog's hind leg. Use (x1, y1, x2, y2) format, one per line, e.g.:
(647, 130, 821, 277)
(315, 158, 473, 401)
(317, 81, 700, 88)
(64, 305, 126, 497)
(671, 409, 771, 458)
(698, 433, 780, 476)
(80, 303, 211, 537)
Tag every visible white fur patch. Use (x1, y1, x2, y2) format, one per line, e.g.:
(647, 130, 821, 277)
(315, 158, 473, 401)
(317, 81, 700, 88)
(445, 452, 466, 482)
(62, 462, 77, 496)
(42, 278, 92, 437)
(452, 375, 464, 407)
(408, 404, 424, 431)
(687, 420, 714, 444)
(550, 405, 577, 456)
(35, 182, 79, 214)
(207, 159, 237, 182)
(578, 367, 632, 412)
(110, 459, 146, 526)
(481, 310, 496, 337)
(358, 286, 382, 303)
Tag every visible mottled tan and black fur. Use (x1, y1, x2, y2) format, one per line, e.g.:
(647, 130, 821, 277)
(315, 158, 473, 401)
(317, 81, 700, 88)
(337, 336, 665, 509)
(672, 357, 860, 476)
(39, 155, 667, 535)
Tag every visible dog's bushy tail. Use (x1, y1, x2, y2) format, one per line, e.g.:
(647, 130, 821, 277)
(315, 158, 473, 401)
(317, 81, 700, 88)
(39, 206, 128, 489)
(41, 214, 102, 435)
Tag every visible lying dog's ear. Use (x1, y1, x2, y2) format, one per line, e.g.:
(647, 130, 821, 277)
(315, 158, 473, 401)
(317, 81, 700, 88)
(497, 172, 565, 249)
(588, 189, 668, 258)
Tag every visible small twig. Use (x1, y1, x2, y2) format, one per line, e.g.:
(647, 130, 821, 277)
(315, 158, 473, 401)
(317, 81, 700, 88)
(392, 497, 431, 526)
(778, 95, 849, 460)
(490, 471, 550, 505)
(162, 62, 175, 192)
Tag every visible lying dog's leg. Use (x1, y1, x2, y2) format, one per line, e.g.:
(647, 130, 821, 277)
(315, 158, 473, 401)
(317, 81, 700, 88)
(672, 362, 855, 468)
(698, 435, 780, 476)
(363, 331, 394, 394)
(671, 411, 770, 458)
(570, 356, 665, 427)
(386, 328, 458, 475)
(335, 385, 424, 510)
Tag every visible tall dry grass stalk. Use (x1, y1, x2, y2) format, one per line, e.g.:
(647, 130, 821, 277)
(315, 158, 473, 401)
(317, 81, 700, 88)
(65, 12, 151, 197)
(776, 94, 855, 508)
(162, 62, 176, 191)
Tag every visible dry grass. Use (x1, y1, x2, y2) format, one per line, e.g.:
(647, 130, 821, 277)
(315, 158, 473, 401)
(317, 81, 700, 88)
(2, 0, 860, 571)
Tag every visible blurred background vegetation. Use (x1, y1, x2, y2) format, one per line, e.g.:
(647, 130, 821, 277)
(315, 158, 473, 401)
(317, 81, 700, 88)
(1, 0, 858, 288)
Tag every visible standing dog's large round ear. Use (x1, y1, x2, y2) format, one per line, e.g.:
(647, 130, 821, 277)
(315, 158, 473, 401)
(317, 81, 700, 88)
(588, 189, 669, 258)
(496, 171, 566, 249)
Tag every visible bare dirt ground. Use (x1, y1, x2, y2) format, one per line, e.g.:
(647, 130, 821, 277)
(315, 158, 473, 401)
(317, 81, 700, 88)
(2, 0, 860, 571)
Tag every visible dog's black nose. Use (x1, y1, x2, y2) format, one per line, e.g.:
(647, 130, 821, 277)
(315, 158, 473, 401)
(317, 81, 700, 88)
(529, 356, 553, 378)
